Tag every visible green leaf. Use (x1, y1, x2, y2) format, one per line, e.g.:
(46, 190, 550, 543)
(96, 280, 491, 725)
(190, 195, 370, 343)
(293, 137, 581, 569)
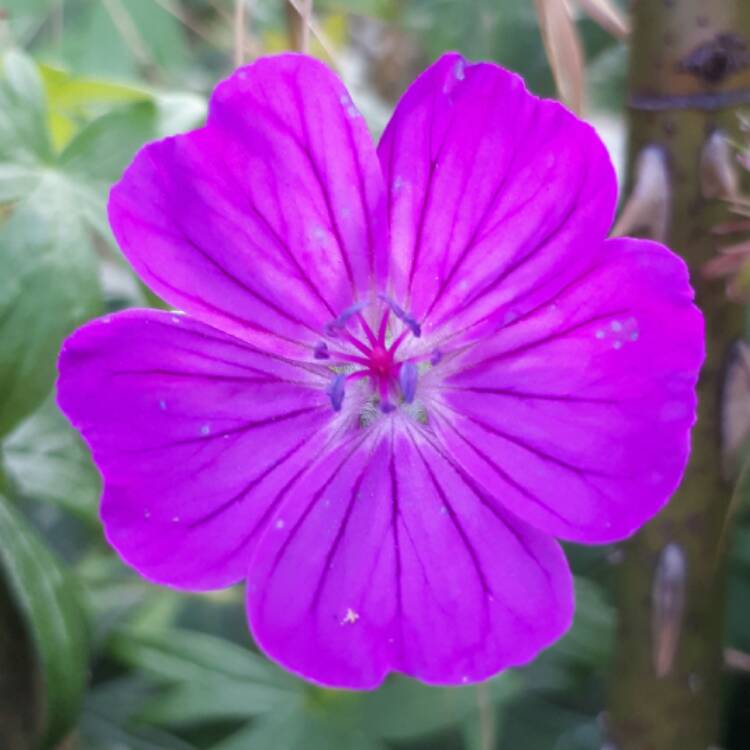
(39, 64, 151, 152)
(80, 677, 197, 750)
(0, 50, 52, 163)
(0, 569, 38, 749)
(363, 675, 515, 742)
(0, 163, 40, 203)
(2, 395, 100, 521)
(69, 0, 188, 79)
(214, 709, 387, 750)
(110, 627, 298, 726)
(0, 495, 89, 748)
(112, 626, 294, 686)
(40, 64, 149, 113)
(59, 100, 158, 182)
(0, 177, 101, 436)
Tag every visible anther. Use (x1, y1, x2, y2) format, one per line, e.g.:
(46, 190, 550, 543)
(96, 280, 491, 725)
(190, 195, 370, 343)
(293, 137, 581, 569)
(430, 349, 443, 365)
(378, 294, 421, 337)
(327, 373, 346, 411)
(399, 362, 418, 403)
(324, 300, 369, 337)
(314, 341, 330, 359)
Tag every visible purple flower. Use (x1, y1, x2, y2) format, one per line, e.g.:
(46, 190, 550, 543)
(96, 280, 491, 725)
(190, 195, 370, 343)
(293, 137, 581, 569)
(57, 53, 704, 689)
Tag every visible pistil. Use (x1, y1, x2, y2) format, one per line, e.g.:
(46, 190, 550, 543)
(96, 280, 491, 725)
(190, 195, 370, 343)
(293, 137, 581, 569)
(317, 297, 423, 413)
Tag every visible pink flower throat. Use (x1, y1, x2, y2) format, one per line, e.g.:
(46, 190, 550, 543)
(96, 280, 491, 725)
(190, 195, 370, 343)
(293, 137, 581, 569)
(314, 296, 432, 413)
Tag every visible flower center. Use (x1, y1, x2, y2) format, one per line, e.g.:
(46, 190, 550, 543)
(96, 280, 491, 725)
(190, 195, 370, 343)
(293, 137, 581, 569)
(314, 296, 430, 413)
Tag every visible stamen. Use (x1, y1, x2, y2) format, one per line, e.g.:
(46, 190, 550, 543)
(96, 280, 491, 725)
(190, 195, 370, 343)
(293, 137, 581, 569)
(430, 349, 443, 365)
(327, 373, 346, 411)
(356, 312, 379, 347)
(324, 300, 369, 337)
(379, 377, 395, 413)
(341, 329, 372, 356)
(379, 294, 421, 338)
(328, 350, 371, 367)
(399, 362, 418, 403)
(388, 329, 409, 355)
(377, 308, 390, 344)
(313, 342, 330, 359)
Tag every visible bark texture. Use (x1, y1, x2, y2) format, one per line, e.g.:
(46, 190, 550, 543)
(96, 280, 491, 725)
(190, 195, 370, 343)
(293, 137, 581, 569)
(608, 2, 750, 749)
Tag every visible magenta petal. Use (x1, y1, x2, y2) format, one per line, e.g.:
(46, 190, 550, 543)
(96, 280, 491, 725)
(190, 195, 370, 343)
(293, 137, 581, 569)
(109, 55, 387, 353)
(57, 310, 331, 589)
(378, 53, 616, 343)
(432, 238, 704, 543)
(246, 424, 573, 689)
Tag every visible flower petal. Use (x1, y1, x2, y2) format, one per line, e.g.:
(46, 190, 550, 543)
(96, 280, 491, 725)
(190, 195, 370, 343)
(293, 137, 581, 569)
(57, 310, 332, 589)
(246, 422, 573, 688)
(109, 55, 387, 354)
(430, 238, 704, 543)
(378, 53, 616, 343)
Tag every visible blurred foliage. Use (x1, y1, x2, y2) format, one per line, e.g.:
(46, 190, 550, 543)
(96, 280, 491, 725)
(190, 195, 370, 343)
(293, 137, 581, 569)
(0, 493, 89, 748)
(0, 2, 748, 749)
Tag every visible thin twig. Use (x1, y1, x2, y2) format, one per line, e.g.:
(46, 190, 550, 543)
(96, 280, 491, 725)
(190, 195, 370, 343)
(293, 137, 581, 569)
(477, 683, 495, 750)
(300, 0, 312, 53)
(152, 0, 225, 50)
(102, 0, 153, 69)
(234, 0, 246, 68)
(286, 0, 340, 67)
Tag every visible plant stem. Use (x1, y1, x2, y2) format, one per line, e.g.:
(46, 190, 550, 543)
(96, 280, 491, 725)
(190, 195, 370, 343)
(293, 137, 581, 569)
(608, 2, 750, 748)
(233, 0, 246, 68)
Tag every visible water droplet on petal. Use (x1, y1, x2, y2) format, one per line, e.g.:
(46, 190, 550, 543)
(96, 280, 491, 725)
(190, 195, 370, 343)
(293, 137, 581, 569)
(172, 515, 181, 523)
(200, 423, 211, 436)
(275, 518, 285, 530)
(159, 399, 167, 411)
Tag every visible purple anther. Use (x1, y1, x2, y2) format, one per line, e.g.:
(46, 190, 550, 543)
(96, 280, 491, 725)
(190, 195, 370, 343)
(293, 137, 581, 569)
(323, 321, 340, 338)
(399, 362, 418, 403)
(326, 373, 346, 411)
(313, 341, 330, 359)
(325, 301, 369, 337)
(430, 349, 443, 365)
(378, 294, 421, 338)
(381, 400, 396, 413)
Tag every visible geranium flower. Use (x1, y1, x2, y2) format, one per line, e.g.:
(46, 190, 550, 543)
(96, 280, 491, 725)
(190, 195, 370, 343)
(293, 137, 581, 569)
(57, 53, 704, 689)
